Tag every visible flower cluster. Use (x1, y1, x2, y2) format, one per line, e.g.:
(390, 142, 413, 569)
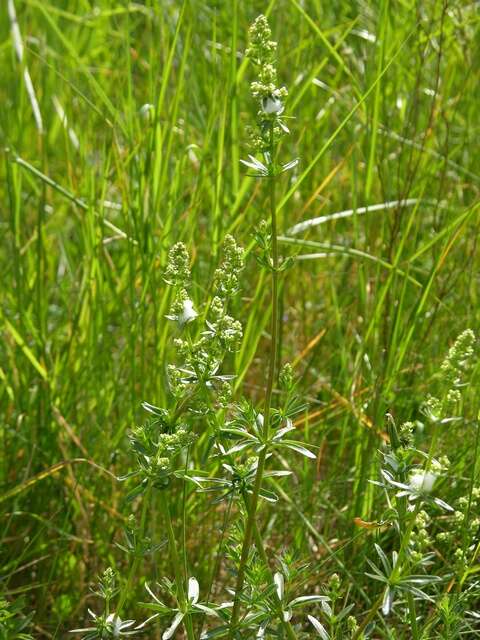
(409, 510, 433, 564)
(244, 15, 292, 156)
(70, 569, 145, 639)
(437, 486, 480, 568)
(166, 236, 244, 405)
(308, 573, 359, 639)
(127, 414, 196, 494)
(116, 514, 164, 559)
(164, 242, 191, 287)
(440, 329, 475, 387)
(422, 329, 476, 424)
(205, 297, 243, 352)
(214, 234, 244, 298)
(246, 15, 288, 109)
(164, 243, 198, 328)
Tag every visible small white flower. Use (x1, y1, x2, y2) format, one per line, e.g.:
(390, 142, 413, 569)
(188, 577, 200, 604)
(262, 95, 284, 115)
(178, 299, 198, 326)
(139, 103, 154, 121)
(70, 610, 139, 637)
(409, 471, 436, 493)
(106, 614, 130, 638)
(274, 572, 284, 600)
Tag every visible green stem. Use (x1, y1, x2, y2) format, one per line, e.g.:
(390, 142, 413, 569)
(251, 521, 297, 640)
(353, 501, 421, 640)
(397, 465, 418, 639)
(406, 591, 419, 639)
(228, 125, 280, 639)
(352, 592, 384, 640)
(228, 449, 268, 637)
(182, 449, 190, 581)
(263, 127, 280, 441)
(199, 495, 234, 638)
(159, 490, 195, 640)
(117, 484, 152, 616)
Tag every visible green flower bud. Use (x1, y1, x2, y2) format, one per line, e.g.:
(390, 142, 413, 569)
(165, 242, 191, 286)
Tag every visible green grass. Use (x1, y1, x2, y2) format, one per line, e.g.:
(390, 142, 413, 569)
(1, 0, 480, 638)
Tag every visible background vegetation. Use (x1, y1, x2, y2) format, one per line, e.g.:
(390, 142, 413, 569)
(1, 0, 479, 637)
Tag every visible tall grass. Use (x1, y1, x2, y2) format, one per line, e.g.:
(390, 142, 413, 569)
(1, 1, 479, 638)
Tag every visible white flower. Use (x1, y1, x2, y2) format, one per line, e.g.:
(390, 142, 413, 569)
(70, 610, 138, 637)
(188, 577, 199, 604)
(409, 471, 437, 493)
(139, 103, 154, 121)
(106, 614, 135, 638)
(262, 95, 284, 114)
(256, 412, 264, 430)
(174, 299, 198, 326)
(274, 572, 284, 600)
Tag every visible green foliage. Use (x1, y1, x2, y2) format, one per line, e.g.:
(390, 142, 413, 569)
(1, 2, 480, 639)
(0, 598, 33, 640)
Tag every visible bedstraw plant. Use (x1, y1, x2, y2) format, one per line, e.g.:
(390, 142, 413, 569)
(68, 14, 321, 640)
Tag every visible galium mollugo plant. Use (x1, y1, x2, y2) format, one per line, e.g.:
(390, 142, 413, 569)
(70, 235, 246, 640)
(72, 14, 318, 640)
(141, 576, 232, 640)
(66, 13, 480, 640)
(226, 15, 302, 639)
(353, 330, 478, 639)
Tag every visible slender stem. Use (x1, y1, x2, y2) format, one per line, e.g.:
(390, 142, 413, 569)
(406, 591, 419, 639)
(159, 490, 195, 640)
(199, 495, 234, 638)
(182, 449, 190, 581)
(228, 123, 280, 638)
(352, 592, 384, 640)
(397, 471, 418, 640)
(263, 126, 280, 441)
(117, 484, 152, 616)
(251, 521, 297, 640)
(228, 450, 267, 636)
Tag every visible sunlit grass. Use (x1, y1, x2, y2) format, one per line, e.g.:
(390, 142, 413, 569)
(1, 1, 479, 638)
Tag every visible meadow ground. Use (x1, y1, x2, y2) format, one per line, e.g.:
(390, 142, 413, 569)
(1, 1, 480, 638)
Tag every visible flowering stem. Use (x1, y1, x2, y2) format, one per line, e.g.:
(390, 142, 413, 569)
(159, 490, 195, 640)
(263, 124, 280, 441)
(228, 123, 280, 638)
